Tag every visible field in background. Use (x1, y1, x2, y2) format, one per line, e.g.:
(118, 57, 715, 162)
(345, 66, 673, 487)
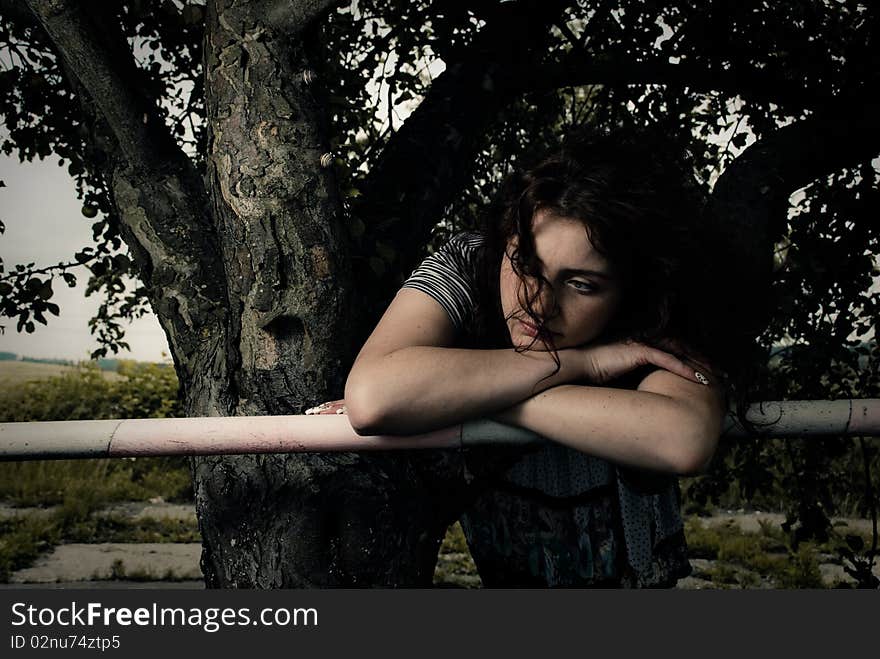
(0, 360, 124, 391)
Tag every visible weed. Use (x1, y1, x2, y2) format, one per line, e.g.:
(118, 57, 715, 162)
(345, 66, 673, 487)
(439, 521, 470, 554)
(774, 543, 825, 588)
(434, 522, 481, 587)
(0, 458, 193, 507)
(109, 559, 127, 580)
(0, 507, 200, 583)
(0, 517, 58, 582)
(684, 517, 833, 588)
(101, 559, 185, 583)
(65, 515, 200, 544)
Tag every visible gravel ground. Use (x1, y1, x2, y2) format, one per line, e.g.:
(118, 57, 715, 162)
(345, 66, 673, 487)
(2, 503, 877, 588)
(9, 543, 204, 584)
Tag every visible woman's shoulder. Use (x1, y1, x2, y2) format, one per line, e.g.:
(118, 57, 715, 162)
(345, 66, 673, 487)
(435, 231, 485, 264)
(446, 231, 485, 250)
(413, 231, 485, 279)
(401, 231, 485, 332)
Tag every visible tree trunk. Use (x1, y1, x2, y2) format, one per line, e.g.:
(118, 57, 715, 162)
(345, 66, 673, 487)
(189, 0, 471, 587)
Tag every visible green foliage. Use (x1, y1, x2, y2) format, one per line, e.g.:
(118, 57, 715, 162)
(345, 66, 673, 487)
(0, 515, 58, 583)
(685, 517, 837, 589)
(0, 359, 180, 422)
(103, 559, 189, 583)
(0, 457, 192, 508)
(64, 514, 200, 544)
(0, 492, 198, 583)
(0, 360, 191, 507)
(434, 521, 481, 588)
(0, 2, 198, 356)
(775, 545, 826, 589)
(0, 357, 193, 581)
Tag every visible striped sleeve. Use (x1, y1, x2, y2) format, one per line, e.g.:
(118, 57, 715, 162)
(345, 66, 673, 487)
(401, 232, 484, 331)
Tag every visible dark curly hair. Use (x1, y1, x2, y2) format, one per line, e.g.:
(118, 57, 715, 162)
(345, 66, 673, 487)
(471, 127, 752, 402)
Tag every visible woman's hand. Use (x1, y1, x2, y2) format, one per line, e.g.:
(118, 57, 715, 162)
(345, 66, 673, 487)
(575, 340, 710, 386)
(304, 400, 348, 415)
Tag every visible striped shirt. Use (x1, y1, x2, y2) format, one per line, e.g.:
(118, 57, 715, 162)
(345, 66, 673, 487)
(402, 231, 690, 586)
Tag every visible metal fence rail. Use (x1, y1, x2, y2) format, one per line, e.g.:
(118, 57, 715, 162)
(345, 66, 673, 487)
(1, 399, 878, 461)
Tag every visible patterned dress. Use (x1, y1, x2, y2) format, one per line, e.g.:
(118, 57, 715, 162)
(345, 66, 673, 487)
(402, 232, 693, 588)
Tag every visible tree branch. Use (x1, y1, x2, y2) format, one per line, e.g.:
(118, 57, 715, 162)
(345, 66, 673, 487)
(264, 0, 345, 36)
(710, 99, 880, 339)
(722, 101, 880, 197)
(24, 0, 185, 171)
(353, 0, 571, 318)
(521, 52, 839, 109)
(24, 1, 231, 397)
(0, 0, 40, 30)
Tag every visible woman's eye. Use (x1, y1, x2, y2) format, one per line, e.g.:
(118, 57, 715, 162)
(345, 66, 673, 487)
(567, 280, 597, 294)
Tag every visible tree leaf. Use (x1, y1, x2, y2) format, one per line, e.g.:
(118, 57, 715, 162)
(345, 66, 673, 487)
(38, 280, 53, 300)
(845, 534, 864, 552)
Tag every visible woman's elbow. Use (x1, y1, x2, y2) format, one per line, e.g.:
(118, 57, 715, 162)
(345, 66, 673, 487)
(671, 429, 719, 477)
(344, 377, 389, 436)
(673, 448, 715, 477)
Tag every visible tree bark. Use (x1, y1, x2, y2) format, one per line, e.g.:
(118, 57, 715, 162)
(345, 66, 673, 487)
(193, 0, 471, 587)
(25, 0, 474, 587)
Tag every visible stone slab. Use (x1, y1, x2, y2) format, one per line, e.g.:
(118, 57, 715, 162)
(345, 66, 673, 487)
(10, 543, 203, 584)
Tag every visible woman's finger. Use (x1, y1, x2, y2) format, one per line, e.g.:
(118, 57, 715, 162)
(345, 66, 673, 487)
(642, 347, 710, 385)
(304, 399, 348, 415)
(654, 337, 713, 374)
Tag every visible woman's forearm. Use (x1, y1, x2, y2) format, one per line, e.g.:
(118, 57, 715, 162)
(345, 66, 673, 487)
(493, 384, 723, 476)
(345, 346, 583, 435)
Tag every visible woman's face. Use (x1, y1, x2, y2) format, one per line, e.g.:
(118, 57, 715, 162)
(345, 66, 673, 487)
(500, 209, 624, 350)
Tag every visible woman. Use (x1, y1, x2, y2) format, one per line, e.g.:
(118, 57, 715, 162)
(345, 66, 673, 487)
(312, 129, 736, 587)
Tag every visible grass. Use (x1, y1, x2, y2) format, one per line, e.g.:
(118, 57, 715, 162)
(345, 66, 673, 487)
(4, 502, 874, 586)
(0, 457, 193, 507)
(0, 459, 198, 582)
(434, 517, 864, 589)
(0, 516, 59, 581)
(0, 508, 200, 582)
(0, 449, 873, 587)
(64, 514, 200, 544)
(683, 516, 875, 588)
(102, 558, 191, 583)
(433, 522, 481, 588)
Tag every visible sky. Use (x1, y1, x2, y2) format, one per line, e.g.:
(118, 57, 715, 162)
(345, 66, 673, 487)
(0, 153, 171, 363)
